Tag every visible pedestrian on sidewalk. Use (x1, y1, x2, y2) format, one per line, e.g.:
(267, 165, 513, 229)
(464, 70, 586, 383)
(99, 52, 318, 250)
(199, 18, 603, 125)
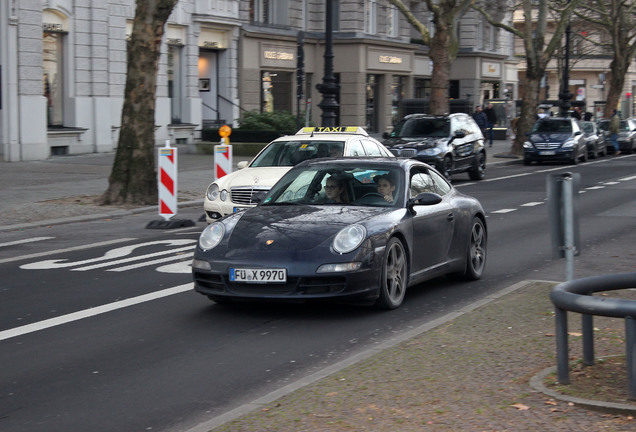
(609, 109, 621, 155)
(472, 105, 488, 139)
(483, 103, 497, 147)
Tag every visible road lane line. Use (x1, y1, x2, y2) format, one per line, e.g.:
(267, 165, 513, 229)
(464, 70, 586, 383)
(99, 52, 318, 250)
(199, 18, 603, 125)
(0, 238, 137, 264)
(0, 283, 193, 342)
(491, 209, 517, 214)
(0, 237, 54, 248)
(521, 202, 544, 207)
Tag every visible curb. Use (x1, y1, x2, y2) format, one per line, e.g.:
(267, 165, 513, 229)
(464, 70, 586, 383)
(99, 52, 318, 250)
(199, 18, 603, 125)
(530, 365, 636, 415)
(0, 200, 204, 234)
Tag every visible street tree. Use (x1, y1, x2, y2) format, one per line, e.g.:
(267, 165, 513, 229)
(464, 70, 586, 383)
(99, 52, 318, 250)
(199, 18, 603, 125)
(573, 0, 636, 118)
(388, 0, 473, 115)
(474, 0, 583, 154)
(101, 0, 178, 205)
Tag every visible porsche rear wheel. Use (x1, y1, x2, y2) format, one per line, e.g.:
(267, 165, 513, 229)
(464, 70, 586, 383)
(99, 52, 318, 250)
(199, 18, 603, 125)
(463, 217, 487, 280)
(375, 238, 408, 310)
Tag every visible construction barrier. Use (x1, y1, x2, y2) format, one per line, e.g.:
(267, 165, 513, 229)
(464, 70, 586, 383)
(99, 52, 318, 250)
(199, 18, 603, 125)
(158, 140, 178, 220)
(214, 143, 233, 180)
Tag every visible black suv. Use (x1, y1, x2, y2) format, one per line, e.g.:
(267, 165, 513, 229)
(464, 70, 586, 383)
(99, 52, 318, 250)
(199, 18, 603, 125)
(382, 113, 486, 180)
(523, 117, 587, 165)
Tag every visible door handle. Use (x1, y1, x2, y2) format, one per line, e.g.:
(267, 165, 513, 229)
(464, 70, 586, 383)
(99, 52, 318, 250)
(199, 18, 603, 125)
(447, 213, 454, 221)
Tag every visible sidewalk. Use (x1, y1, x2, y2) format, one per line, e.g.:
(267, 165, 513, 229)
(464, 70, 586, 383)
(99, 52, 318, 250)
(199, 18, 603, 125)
(196, 280, 636, 432)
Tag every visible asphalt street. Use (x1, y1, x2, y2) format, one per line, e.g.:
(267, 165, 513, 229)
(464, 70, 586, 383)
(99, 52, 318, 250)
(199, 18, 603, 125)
(2, 140, 636, 432)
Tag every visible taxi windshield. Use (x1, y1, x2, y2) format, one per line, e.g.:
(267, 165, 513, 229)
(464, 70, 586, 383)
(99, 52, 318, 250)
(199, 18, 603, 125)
(250, 140, 344, 167)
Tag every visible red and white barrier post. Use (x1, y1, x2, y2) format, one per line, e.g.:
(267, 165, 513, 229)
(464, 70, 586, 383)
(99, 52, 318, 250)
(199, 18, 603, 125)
(158, 140, 178, 221)
(214, 125, 233, 180)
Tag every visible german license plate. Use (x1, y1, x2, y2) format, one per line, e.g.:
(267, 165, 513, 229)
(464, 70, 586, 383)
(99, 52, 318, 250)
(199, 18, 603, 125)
(229, 268, 287, 283)
(539, 150, 556, 155)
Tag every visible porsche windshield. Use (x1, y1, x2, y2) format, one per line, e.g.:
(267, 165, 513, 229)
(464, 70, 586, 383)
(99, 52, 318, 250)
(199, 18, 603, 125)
(250, 140, 345, 167)
(262, 165, 403, 207)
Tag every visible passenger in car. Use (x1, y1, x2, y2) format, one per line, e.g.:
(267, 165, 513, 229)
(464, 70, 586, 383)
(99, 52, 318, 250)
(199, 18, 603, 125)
(324, 176, 349, 203)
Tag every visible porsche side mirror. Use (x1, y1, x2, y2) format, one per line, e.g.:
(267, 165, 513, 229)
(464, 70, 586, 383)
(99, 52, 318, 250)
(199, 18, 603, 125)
(408, 192, 442, 209)
(382, 132, 390, 139)
(252, 191, 268, 204)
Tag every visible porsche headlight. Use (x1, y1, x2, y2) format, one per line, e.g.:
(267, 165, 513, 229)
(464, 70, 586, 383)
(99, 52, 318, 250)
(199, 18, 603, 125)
(332, 224, 367, 254)
(206, 183, 219, 201)
(199, 223, 225, 251)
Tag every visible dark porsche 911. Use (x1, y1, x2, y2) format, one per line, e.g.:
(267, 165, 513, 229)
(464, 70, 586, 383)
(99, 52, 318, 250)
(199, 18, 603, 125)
(192, 157, 487, 309)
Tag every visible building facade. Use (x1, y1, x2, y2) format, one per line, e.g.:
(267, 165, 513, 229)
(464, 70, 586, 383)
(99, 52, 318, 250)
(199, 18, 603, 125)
(1, 0, 517, 162)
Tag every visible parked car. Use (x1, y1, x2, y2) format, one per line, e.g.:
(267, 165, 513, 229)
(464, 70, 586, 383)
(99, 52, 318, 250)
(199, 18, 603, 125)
(597, 118, 636, 154)
(203, 126, 394, 222)
(192, 157, 487, 310)
(523, 117, 587, 165)
(580, 120, 607, 158)
(382, 113, 486, 181)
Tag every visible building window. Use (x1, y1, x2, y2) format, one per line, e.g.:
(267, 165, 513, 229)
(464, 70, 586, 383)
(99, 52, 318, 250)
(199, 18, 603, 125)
(364, 0, 377, 34)
(332, 0, 340, 32)
(251, 0, 289, 26)
(168, 45, 183, 123)
(43, 32, 64, 127)
(449, 80, 459, 99)
(387, 5, 398, 37)
(392, 76, 406, 125)
(414, 78, 431, 99)
(262, 71, 293, 113)
(366, 74, 380, 132)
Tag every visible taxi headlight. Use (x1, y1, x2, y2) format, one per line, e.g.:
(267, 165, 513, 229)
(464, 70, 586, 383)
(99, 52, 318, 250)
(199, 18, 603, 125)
(333, 224, 366, 254)
(199, 223, 225, 251)
(220, 189, 229, 201)
(206, 183, 219, 201)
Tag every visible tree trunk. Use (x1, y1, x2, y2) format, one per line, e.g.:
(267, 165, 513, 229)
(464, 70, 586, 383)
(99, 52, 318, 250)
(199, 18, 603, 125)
(605, 56, 628, 117)
(429, 31, 452, 115)
(512, 65, 544, 155)
(102, 0, 178, 205)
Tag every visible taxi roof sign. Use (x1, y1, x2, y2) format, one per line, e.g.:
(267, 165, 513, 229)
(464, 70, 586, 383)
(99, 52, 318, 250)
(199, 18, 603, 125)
(296, 126, 368, 136)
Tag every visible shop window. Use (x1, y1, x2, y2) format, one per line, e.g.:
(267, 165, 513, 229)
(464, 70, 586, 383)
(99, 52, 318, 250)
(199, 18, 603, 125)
(43, 31, 64, 127)
(364, 0, 377, 34)
(262, 71, 293, 113)
(251, 0, 289, 26)
(414, 79, 431, 99)
(366, 74, 380, 133)
(168, 45, 183, 123)
(392, 76, 406, 125)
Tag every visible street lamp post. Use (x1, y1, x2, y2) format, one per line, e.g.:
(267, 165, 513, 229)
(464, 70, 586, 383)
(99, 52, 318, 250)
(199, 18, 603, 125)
(316, 0, 339, 127)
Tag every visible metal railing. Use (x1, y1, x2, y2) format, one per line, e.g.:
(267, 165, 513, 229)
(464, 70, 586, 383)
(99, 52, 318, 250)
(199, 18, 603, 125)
(550, 272, 636, 399)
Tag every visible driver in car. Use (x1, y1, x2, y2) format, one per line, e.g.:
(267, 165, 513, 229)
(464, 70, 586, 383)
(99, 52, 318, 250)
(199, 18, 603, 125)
(375, 174, 396, 203)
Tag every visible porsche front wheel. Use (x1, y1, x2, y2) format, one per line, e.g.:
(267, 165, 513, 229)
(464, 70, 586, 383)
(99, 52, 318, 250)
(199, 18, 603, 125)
(375, 238, 408, 310)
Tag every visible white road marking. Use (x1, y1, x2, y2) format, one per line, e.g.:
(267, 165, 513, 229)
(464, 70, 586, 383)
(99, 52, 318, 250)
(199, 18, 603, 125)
(108, 252, 194, 272)
(620, 175, 636, 181)
(491, 209, 517, 214)
(73, 245, 194, 271)
(156, 260, 192, 274)
(20, 239, 195, 270)
(0, 283, 193, 342)
(0, 237, 54, 248)
(521, 202, 544, 207)
(586, 186, 605, 190)
(0, 238, 137, 265)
